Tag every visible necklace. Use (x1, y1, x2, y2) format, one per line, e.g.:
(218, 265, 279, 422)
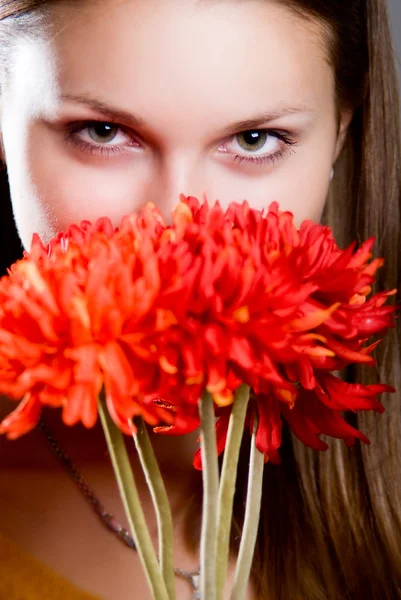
(38, 417, 201, 600)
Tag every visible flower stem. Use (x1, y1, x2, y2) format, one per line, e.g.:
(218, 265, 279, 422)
(199, 390, 219, 600)
(215, 384, 250, 600)
(132, 417, 176, 600)
(98, 392, 169, 600)
(230, 411, 264, 600)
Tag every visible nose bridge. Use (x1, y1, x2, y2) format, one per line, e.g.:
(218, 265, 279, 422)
(150, 151, 207, 215)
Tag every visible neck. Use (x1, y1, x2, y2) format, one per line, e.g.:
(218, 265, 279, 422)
(0, 400, 202, 535)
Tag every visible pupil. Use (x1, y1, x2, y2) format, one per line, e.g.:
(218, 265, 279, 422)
(243, 131, 261, 146)
(95, 123, 114, 137)
(88, 122, 118, 144)
(237, 130, 267, 152)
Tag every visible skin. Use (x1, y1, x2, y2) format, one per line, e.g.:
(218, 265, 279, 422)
(0, 1, 353, 598)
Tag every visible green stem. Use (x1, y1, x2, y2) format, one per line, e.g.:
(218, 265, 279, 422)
(132, 417, 176, 600)
(215, 384, 250, 600)
(230, 412, 264, 600)
(199, 390, 219, 600)
(98, 392, 169, 600)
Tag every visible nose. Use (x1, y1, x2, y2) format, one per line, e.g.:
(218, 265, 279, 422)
(145, 153, 209, 219)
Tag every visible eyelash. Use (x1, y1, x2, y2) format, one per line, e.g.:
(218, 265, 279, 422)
(63, 121, 298, 166)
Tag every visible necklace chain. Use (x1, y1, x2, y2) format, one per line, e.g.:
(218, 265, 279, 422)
(38, 417, 201, 599)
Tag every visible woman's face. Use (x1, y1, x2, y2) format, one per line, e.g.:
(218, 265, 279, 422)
(0, 0, 351, 248)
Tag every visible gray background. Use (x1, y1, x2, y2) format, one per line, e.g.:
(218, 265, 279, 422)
(389, 0, 401, 85)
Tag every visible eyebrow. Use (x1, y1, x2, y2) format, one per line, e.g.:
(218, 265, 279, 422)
(60, 93, 316, 134)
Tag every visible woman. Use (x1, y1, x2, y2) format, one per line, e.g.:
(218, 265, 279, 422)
(0, 0, 400, 598)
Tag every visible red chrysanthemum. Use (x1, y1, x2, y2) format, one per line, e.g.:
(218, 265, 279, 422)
(0, 206, 171, 437)
(179, 197, 396, 467)
(0, 196, 396, 467)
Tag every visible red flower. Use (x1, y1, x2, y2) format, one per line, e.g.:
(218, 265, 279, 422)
(0, 210, 171, 437)
(181, 198, 396, 466)
(0, 197, 396, 466)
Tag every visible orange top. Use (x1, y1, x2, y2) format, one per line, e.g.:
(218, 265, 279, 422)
(0, 533, 101, 600)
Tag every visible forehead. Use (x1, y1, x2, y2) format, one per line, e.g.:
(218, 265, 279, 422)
(26, 0, 334, 133)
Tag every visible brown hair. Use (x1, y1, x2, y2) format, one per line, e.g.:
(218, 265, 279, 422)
(0, 1, 400, 598)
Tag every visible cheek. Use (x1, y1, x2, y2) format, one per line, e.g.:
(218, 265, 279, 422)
(241, 147, 333, 227)
(27, 152, 330, 239)
(215, 163, 330, 227)
(269, 169, 330, 226)
(213, 125, 336, 225)
(27, 133, 151, 235)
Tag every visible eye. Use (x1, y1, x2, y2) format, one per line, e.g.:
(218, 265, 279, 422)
(220, 129, 298, 167)
(63, 120, 298, 165)
(86, 123, 120, 144)
(236, 130, 270, 153)
(64, 121, 140, 157)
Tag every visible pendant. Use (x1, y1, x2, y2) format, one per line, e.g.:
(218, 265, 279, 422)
(189, 573, 201, 600)
(174, 568, 201, 600)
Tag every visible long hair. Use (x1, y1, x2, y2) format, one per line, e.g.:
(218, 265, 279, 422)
(0, 1, 400, 598)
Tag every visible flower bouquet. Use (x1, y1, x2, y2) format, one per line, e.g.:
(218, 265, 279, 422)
(0, 196, 396, 600)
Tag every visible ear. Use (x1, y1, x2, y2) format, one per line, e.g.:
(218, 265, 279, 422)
(333, 108, 354, 163)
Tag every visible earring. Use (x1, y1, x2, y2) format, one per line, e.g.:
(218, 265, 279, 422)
(330, 168, 334, 182)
